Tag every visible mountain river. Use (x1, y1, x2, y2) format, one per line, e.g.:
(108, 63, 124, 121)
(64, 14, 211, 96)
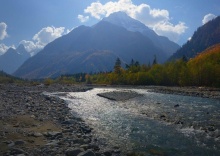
(49, 88, 220, 155)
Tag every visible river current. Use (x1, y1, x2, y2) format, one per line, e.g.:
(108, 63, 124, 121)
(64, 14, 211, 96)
(52, 88, 220, 155)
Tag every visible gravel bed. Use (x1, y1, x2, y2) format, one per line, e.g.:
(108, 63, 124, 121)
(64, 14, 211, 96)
(0, 84, 121, 156)
(97, 90, 142, 101)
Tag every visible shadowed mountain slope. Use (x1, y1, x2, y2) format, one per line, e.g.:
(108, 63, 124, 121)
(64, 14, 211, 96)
(0, 44, 30, 74)
(169, 16, 220, 60)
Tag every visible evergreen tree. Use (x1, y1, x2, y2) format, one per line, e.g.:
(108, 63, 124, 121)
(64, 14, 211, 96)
(153, 55, 157, 65)
(130, 59, 135, 66)
(125, 64, 130, 69)
(114, 58, 122, 74)
(135, 61, 140, 67)
(182, 55, 188, 62)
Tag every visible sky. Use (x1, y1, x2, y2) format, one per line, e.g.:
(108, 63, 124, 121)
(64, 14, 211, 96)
(0, 0, 219, 55)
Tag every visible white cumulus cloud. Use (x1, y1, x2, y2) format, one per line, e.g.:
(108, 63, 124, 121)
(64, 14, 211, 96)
(84, 1, 106, 19)
(0, 25, 66, 56)
(18, 26, 66, 56)
(0, 43, 15, 55)
(33, 26, 65, 47)
(81, 0, 188, 43)
(202, 13, 217, 25)
(78, 15, 89, 23)
(0, 22, 8, 40)
(19, 40, 41, 52)
(153, 21, 188, 42)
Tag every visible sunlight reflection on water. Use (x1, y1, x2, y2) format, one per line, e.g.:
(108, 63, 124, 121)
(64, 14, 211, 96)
(55, 88, 220, 155)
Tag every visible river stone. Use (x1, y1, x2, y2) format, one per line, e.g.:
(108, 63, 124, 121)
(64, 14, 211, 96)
(8, 141, 15, 147)
(214, 130, 220, 138)
(174, 104, 180, 108)
(80, 144, 90, 150)
(17, 154, 26, 156)
(78, 150, 96, 156)
(31, 115, 36, 118)
(208, 126, 215, 131)
(65, 148, 84, 156)
(14, 140, 26, 145)
(81, 126, 92, 133)
(160, 114, 166, 118)
(46, 140, 60, 146)
(33, 132, 43, 137)
(62, 120, 74, 125)
(103, 150, 112, 156)
(9, 148, 27, 155)
(45, 131, 62, 137)
(90, 144, 100, 151)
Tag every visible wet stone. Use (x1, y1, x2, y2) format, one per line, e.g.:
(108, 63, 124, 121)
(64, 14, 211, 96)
(33, 132, 43, 137)
(17, 154, 26, 156)
(80, 144, 90, 150)
(160, 115, 166, 118)
(14, 140, 26, 145)
(62, 120, 74, 125)
(65, 148, 84, 156)
(174, 104, 180, 108)
(46, 140, 60, 146)
(103, 150, 112, 156)
(8, 141, 15, 147)
(78, 150, 96, 156)
(208, 126, 215, 131)
(45, 131, 62, 137)
(9, 148, 28, 155)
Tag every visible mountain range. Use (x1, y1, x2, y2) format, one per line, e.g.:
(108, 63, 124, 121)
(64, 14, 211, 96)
(0, 44, 30, 74)
(14, 12, 180, 79)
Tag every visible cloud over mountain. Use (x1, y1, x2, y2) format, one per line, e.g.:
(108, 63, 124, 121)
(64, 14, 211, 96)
(78, 15, 90, 23)
(0, 43, 15, 55)
(0, 22, 8, 40)
(81, 0, 187, 43)
(19, 40, 41, 54)
(202, 13, 217, 24)
(33, 26, 65, 47)
(20, 26, 66, 55)
(0, 22, 67, 56)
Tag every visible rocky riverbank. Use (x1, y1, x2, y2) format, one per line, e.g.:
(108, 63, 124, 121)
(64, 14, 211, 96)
(92, 85, 220, 99)
(0, 84, 120, 156)
(1, 84, 220, 155)
(147, 86, 220, 99)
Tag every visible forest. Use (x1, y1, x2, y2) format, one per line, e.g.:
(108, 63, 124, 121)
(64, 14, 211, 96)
(32, 44, 220, 88)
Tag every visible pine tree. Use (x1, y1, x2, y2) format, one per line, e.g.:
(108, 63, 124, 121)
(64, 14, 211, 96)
(153, 55, 157, 65)
(114, 58, 122, 74)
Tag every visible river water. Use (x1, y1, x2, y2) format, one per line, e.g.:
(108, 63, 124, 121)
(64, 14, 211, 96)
(54, 88, 220, 155)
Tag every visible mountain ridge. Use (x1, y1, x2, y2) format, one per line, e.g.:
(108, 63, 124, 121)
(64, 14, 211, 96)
(0, 44, 30, 74)
(103, 12, 180, 56)
(169, 16, 220, 60)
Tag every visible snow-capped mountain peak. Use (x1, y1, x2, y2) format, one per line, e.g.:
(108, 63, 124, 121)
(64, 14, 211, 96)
(103, 11, 147, 33)
(102, 11, 180, 56)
